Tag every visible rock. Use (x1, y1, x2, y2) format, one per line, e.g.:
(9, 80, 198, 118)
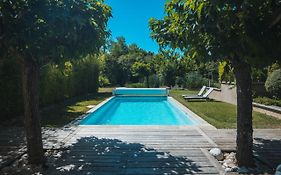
(223, 162, 228, 167)
(225, 167, 232, 172)
(275, 164, 281, 175)
(228, 163, 236, 168)
(224, 159, 232, 164)
(209, 148, 224, 161)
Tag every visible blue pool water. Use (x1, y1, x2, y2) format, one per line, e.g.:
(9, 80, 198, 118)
(80, 96, 197, 125)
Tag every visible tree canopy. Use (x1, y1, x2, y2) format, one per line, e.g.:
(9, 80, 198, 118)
(0, 0, 112, 63)
(149, 0, 281, 64)
(149, 0, 281, 167)
(0, 0, 111, 165)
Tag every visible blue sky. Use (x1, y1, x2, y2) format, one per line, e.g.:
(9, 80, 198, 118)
(105, 0, 165, 53)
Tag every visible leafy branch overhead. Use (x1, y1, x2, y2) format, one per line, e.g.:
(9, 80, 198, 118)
(149, 0, 281, 64)
(0, 0, 112, 63)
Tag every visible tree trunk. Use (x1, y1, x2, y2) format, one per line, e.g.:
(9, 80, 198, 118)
(232, 58, 255, 167)
(21, 57, 45, 165)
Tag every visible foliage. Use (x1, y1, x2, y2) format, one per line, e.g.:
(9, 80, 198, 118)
(99, 75, 110, 87)
(102, 37, 155, 86)
(149, 0, 281, 166)
(265, 69, 281, 98)
(218, 62, 227, 82)
(103, 37, 135, 85)
(0, 0, 112, 62)
(125, 83, 146, 88)
(132, 61, 151, 87)
(251, 67, 267, 83)
(148, 74, 160, 88)
(73, 55, 100, 95)
(0, 55, 100, 122)
(254, 96, 281, 107)
(159, 61, 177, 87)
(267, 62, 280, 75)
(218, 61, 235, 83)
(183, 71, 208, 89)
(40, 88, 112, 128)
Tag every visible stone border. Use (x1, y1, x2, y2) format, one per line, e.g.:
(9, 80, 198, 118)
(78, 95, 216, 128)
(169, 97, 216, 128)
(253, 102, 281, 114)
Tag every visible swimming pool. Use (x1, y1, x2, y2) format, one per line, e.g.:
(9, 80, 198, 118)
(80, 95, 198, 125)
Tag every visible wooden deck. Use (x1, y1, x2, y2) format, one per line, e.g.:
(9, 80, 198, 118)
(46, 126, 222, 175)
(1, 126, 281, 174)
(202, 128, 281, 169)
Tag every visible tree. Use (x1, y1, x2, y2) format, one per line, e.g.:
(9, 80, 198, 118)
(0, 0, 111, 165)
(132, 61, 151, 87)
(150, 0, 281, 167)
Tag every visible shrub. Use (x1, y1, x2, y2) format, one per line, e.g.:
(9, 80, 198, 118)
(175, 76, 185, 88)
(265, 69, 281, 98)
(254, 97, 281, 107)
(148, 74, 160, 88)
(125, 83, 146, 88)
(99, 75, 110, 87)
(73, 55, 99, 96)
(40, 64, 67, 105)
(183, 71, 208, 89)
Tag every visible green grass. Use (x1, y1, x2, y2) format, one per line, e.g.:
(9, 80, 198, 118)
(41, 88, 113, 127)
(170, 89, 281, 129)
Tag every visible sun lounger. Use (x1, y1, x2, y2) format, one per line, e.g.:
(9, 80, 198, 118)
(182, 86, 207, 98)
(184, 88, 214, 100)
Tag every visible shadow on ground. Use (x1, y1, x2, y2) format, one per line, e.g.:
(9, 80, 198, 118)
(45, 136, 205, 175)
(254, 137, 281, 170)
(40, 91, 112, 127)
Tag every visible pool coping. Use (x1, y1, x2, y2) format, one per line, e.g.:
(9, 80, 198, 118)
(81, 96, 216, 129)
(168, 97, 216, 128)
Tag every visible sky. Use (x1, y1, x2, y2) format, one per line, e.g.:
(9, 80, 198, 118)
(105, 0, 165, 53)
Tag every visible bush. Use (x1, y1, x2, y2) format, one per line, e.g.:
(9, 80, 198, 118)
(40, 64, 67, 105)
(148, 74, 160, 88)
(73, 55, 99, 96)
(99, 75, 110, 87)
(0, 54, 100, 125)
(183, 71, 208, 89)
(125, 83, 146, 88)
(265, 69, 281, 98)
(254, 97, 281, 107)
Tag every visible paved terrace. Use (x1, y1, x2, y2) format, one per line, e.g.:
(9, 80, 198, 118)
(0, 125, 280, 174)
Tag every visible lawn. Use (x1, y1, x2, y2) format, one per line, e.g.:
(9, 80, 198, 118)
(41, 88, 113, 127)
(170, 89, 281, 129)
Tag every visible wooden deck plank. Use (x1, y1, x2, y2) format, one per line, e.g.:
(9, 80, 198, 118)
(2, 125, 280, 174)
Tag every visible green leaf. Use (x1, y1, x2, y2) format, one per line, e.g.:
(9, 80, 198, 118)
(197, 2, 204, 18)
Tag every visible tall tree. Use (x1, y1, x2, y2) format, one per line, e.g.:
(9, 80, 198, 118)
(132, 61, 151, 87)
(0, 0, 111, 165)
(150, 0, 281, 167)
